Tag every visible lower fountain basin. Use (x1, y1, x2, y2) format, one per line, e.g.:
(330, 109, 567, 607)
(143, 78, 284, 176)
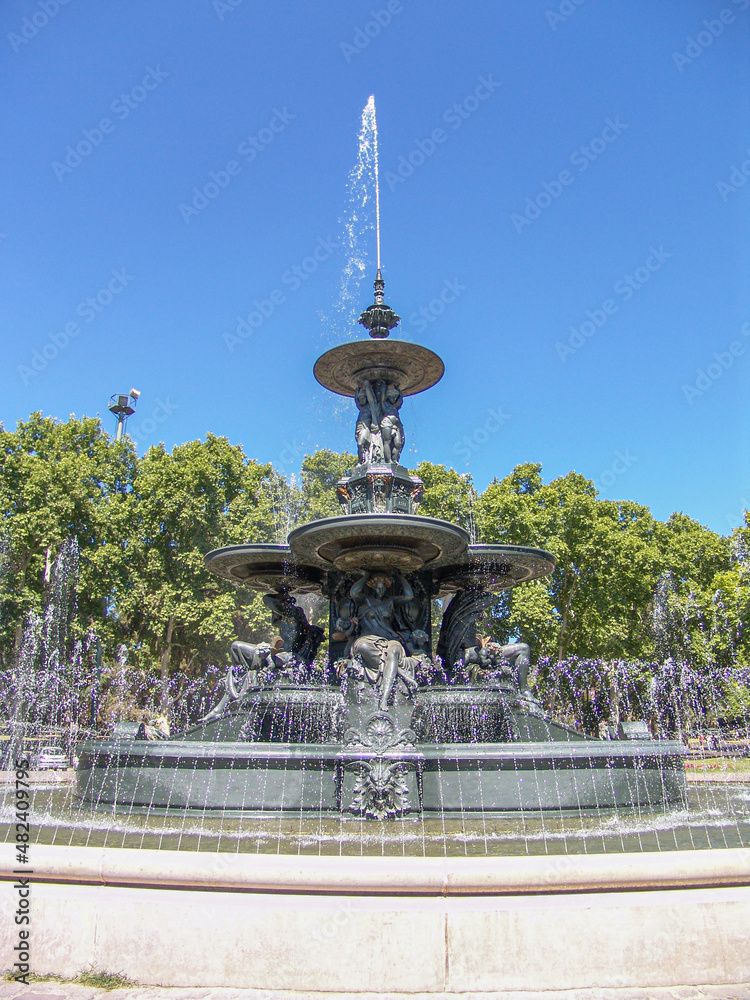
(76, 735, 686, 814)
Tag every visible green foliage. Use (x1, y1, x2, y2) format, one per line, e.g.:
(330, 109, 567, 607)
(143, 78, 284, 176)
(0, 417, 280, 692)
(300, 448, 357, 521)
(73, 969, 138, 991)
(410, 461, 476, 534)
(2, 968, 138, 991)
(477, 463, 732, 662)
(480, 466, 646, 658)
(116, 435, 278, 691)
(0, 412, 136, 666)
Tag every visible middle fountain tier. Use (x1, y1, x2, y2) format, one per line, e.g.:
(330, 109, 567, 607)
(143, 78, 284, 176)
(204, 270, 557, 686)
(76, 271, 687, 819)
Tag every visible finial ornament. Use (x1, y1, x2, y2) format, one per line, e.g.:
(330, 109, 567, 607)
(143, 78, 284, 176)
(358, 270, 401, 339)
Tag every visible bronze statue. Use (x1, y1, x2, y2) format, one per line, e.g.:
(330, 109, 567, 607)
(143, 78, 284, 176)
(199, 641, 275, 723)
(378, 381, 404, 463)
(353, 378, 405, 466)
(354, 379, 384, 464)
(262, 591, 324, 665)
(463, 639, 532, 692)
(347, 570, 419, 710)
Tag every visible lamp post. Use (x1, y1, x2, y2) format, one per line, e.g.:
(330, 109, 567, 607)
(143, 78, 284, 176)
(109, 388, 140, 442)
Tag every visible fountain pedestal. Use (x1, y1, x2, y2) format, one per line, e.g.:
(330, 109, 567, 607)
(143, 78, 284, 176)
(336, 461, 424, 515)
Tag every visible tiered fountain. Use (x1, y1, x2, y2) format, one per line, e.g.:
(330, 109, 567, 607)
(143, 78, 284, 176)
(10, 102, 747, 1000)
(77, 271, 686, 818)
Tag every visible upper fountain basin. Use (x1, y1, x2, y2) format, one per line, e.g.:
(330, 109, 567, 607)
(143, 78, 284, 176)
(314, 339, 444, 397)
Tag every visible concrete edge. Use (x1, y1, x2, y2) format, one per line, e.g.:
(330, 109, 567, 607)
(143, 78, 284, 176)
(2, 987, 750, 1000)
(2, 844, 749, 895)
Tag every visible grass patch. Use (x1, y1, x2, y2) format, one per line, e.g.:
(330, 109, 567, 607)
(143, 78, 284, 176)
(4, 967, 138, 991)
(73, 969, 138, 990)
(3, 972, 66, 983)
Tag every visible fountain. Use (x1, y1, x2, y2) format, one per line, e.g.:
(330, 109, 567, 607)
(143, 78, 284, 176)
(3, 98, 748, 998)
(75, 275, 686, 816)
(75, 93, 685, 819)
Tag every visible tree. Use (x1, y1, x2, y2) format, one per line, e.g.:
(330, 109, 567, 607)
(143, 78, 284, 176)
(0, 412, 136, 671)
(1, 414, 744, 731)
(477, 464, 665, 660)
(658, 511, 731, 589)
(116, 435, 278, 704)
(299, 448, 356, 522)
(409, 462, 477, 535)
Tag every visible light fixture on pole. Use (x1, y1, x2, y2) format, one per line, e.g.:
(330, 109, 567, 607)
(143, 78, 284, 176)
(109, 388, 140, 442)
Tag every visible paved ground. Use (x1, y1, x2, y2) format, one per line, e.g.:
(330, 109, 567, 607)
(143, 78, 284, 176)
(685, 772, 750, 782)
(0, 771, 74, 785)
(2, 983, 750, 1000)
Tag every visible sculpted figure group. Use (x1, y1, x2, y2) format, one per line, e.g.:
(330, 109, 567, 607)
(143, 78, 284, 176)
(354, 378, 404, 465)
(202, 575, 532, 724)
(200, 592, 324, 724)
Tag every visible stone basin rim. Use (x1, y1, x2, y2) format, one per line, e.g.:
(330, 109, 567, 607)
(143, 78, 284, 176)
(2, 843, 748, 895)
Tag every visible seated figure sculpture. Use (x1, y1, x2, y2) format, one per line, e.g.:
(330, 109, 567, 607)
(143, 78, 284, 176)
(346, 570, 420, 711)
(263, 591, 325, 665)
(200, 641, 274, 723)
(463, 639, 532, 692)
(200, 593, 324, 723)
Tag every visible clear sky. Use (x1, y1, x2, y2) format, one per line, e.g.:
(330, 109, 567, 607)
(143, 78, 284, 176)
(2, 0, 749, 535)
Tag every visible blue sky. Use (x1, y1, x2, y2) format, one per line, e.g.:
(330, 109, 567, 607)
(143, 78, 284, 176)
(1, 0, 749, 535)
